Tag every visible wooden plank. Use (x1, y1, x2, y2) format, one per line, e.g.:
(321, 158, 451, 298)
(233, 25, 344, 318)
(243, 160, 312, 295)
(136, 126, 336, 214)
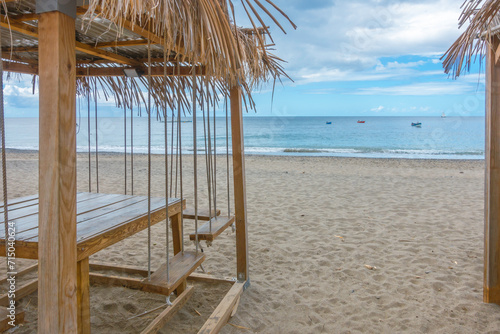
(140, 286, 194, 334)
(37, 10, 78, 333)
(188, 273, 236, 285)
(14, 195, 146, 241)
(143, 251, 205, 296)
(0, 306, 24, 331)
(89, 273, 171, 296)
(76, 199, 183, 261)
(77, 258, 90, 334)
(3, 61, 38, 75)
(230, 86, 249, 282)
(90, 262, 150, 277)
(197, 282, 245, 334)
(75, 41, 141, 66)
(189, 216, 235, 242)
(0, 263, 38, 285)
(183, 208, 221, 221)
(0, 278, 38, 307)
(0, 194, 38, 209)
(75, 65, 205, 77)
(485, 35, 500, 304)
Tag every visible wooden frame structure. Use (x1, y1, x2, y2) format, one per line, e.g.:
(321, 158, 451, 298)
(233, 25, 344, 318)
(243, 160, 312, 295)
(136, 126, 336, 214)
(442, 2, 500, 306)
(0, 0, 295, 331)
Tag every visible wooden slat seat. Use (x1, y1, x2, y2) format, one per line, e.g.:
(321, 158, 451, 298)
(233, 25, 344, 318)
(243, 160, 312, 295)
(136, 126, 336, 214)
(142, 251, 205, 295)
(183, 208, 220, 221)
(189, 216, 235, 242)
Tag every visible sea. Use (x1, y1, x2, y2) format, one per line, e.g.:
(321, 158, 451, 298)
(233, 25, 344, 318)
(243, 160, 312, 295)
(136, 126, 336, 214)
(4, 116, 485, 160)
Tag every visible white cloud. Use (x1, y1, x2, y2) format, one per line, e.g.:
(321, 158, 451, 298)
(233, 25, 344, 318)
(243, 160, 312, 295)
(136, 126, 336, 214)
(371, 105, 385, 112)
(353, 81, 474, 95)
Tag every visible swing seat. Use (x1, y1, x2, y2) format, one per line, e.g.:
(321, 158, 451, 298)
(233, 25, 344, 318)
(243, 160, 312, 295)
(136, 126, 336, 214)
(142, 251, 205, 295)
(183, 208, 220, 221)
(189, 215, 235, 242)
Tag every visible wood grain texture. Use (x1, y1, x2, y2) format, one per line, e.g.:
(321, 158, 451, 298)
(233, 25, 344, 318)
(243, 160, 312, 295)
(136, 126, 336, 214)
(485, 36, 500, 304)
(189, 216, 235, 242)
(77, 258, 90, 334)
(197, 282, 244, 334)
(183, 208, 221, 221)
(170, 212, 186, 295)
(140, 286, 194, 334)
(230, 86, 249, 281)
(37, 11, 78, 333)
(0, 306, 24, 331)
(0, 278, 38, 307)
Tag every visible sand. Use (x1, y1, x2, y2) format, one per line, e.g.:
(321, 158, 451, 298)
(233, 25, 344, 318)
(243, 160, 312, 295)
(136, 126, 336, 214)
(1, 151, 499, 333)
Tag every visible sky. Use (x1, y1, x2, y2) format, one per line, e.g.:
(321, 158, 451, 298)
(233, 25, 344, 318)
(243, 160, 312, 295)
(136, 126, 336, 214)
(3, 0, 486, 117)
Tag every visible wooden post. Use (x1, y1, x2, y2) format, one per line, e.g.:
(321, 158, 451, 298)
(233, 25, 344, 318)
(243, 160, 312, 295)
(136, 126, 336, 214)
(230, 86, 249, 282)
(170, 213, 186, 294)
(485, 36, 500, 304)
(77, 258, 91, 334)
(37, 7, 78, 333)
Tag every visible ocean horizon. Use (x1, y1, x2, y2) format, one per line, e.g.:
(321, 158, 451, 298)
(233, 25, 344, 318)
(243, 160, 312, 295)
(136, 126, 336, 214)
(5, 116, 485, 160)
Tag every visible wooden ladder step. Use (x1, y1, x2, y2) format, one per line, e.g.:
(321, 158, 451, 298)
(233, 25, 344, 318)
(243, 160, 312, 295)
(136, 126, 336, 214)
(142, 251, 205, 296)
(189, 216, 235, 242)
(0, 306, 24, 331)
(183, 208, 221, 221)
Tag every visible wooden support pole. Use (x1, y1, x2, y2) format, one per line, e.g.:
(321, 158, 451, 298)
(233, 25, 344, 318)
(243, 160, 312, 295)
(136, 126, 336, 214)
(485, 36, 500, 304)
(77, 258, 91, 334)
(230, 86, 249, 282)
(170, 213, 186, 295)
(37, 9, 78, 333)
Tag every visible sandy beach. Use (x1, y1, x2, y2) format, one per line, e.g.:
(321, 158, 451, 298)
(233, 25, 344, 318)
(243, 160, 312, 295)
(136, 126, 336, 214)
(1, 151, 498, 333)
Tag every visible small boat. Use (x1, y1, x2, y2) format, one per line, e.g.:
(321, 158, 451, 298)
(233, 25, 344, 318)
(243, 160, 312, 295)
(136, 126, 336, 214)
(411, 122, 422, 127)
(326, 121, 332, 124)
(357, 120, 365, 123)
(441, 112, 446, 118)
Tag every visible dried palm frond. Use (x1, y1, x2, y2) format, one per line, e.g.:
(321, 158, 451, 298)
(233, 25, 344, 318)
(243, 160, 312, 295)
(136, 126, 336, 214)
(442, 0, 500, 78)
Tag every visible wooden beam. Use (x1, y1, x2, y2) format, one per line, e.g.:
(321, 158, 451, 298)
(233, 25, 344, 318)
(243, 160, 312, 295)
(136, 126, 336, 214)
(486, 36, 500, 304)
(75, 65, 205, 77)
(0, 306, 24, 331)
(197, 282, 245, 334)
(75, 41, 141, 66)
(171, 212, 187, 295)
(0, 263, 37, 285)
(37, 10, 78, 333)
(89, 273, 171, 296)
(77, 258, 91, 334)
(140, 286, 194, 334)
(188, 273, 236, 285)
(2, 61, 38, 75)
(0, 278, 38, 307)
(230, 86, 249, 282)
(0, 16, 139, 66)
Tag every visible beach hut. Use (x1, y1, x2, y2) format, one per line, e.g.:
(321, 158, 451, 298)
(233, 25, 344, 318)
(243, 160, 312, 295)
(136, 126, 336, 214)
(443, 0, 500, 305)
(0, 0, 294, 332)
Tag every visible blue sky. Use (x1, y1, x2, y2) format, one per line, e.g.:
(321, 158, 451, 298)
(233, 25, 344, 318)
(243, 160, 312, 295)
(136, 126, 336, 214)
(4, 0, 486, 117)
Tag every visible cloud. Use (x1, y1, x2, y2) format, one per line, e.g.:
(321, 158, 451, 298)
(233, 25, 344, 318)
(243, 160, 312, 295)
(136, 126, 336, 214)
(353, 81, 474, 95)
(371, 105, 385, 112)
(245, 0, 465, 84)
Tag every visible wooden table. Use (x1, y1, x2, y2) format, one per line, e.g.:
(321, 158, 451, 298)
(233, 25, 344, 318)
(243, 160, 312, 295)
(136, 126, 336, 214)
(0, 192, 185, 333)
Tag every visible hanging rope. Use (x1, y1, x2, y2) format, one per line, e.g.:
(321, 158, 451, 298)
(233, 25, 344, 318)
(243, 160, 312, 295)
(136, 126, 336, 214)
(206, 83, 213, 232)
(163, 42, 170, 282)
(192, 68, 199, 255)
(147, 38, 152, 281)
(130, 93, 134, 195)
(0, 30, 10, 276)
(94, 77, 100, 193)
(225, 94, 231, 216)
(212, 84, 217, 225)
(87, 78, 92, 193)
(124, 78, 127, 195)
(177, 63, 184, 255)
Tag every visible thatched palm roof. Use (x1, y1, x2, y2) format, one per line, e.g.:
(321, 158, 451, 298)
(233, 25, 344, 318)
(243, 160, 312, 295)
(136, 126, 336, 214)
(1, 0, 295, 113)
(443, 0, 500, 78)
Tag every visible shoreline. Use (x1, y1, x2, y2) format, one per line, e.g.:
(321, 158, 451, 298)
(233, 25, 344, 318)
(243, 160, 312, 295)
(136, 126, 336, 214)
(4, 147, 486, 162)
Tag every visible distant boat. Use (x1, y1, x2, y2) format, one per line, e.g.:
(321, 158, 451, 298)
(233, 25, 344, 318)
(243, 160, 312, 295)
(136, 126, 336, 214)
(357, 120, 365, 123)
(411, 122, 422, 127)
(441, 112, 446, 118)
(326, 121, 332, 124)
